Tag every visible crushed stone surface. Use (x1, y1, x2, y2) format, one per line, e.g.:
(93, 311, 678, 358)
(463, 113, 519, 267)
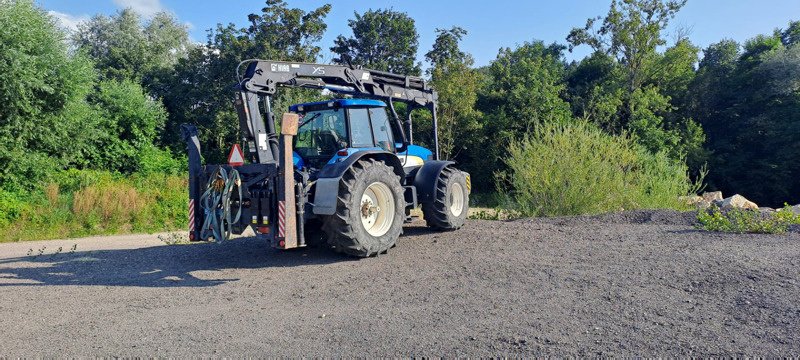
(0, 210, 798, 357)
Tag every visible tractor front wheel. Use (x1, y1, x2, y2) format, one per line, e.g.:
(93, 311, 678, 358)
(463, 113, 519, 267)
(322, 158, 405, 257)
(422, 167, 469, 230)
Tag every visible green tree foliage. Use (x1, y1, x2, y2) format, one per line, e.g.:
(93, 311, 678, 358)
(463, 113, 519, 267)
(0, 0, 95, 190)
(568, 0, 686, 92)
(567, 0, 704, 165)
(425, 26, 469, 71)
(688, 27, 800, 206)
(73, 9, 190, 85)
(471, 41, 572, 188)
(782, 21, 800, 47)
(421, 27, 482, 161)
(331, 8, 421, 75)
(156, 0, 331, 161)
(87, 79, 168, 173)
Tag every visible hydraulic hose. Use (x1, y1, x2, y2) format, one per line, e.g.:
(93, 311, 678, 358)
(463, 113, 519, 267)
(200, 167, 242, 242)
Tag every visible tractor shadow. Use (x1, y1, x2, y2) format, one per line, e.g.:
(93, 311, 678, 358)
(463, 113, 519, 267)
(0, 236, 351, 288)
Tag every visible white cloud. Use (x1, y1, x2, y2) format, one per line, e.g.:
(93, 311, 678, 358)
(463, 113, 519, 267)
(48, 10, 89, 32)
(112, 0, 165, 18)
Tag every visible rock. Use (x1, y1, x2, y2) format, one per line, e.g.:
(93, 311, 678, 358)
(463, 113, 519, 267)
(679, 195, 710, 209)
(702, 191, 723, 202)
(719, 194, 758, 210)
(791, 205, 800, 215)
(759, 207, 775, 214)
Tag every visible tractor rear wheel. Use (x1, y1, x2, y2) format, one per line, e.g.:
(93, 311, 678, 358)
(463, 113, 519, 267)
(322, 158, 405, 257)
(422, 167, 469, 230)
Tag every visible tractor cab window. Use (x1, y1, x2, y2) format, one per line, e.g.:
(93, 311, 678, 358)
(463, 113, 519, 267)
(294, 109, 347, 163)
(348, 107, 395, 151)
(369, 107, 395, 152)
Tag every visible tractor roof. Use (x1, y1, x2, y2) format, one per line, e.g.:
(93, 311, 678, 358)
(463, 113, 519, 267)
(289, 99, 386, 113)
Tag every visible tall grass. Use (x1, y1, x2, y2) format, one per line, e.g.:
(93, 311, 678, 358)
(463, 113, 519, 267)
(502, 121, 702, 217)
(0, 170, 187, 242)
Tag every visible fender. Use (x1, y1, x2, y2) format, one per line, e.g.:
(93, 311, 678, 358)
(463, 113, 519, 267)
(412, 160, 455, 204)
(313, 150, 405, 216)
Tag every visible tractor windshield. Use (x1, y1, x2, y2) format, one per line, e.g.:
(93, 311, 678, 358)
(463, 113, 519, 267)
(294, 109, 348, 165)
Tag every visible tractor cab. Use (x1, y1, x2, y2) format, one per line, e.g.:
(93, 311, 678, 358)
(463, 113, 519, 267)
(289, 99, 431, 171)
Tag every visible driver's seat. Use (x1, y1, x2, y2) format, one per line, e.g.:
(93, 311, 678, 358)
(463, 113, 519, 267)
(315, 130, 342, 155)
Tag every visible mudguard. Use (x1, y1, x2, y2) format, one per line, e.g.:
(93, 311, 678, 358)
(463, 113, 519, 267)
(313, 150, 405, 216)
(412, 160, 456, 204)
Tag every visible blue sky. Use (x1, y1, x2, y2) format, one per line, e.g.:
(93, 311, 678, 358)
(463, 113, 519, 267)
(41, 0, 800, 67)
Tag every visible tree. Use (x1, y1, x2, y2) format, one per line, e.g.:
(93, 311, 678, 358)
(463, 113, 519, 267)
(568, 0, 686, 93)
(687, 26, 800, 206)
(567, 0, 704, 163)
(419, 27, 481, 161)
(331, 9, 421, 75)
(73, 9, 190, 84)
(425, 27, 469, 72)
(782, 21, 800, 47)
(86, 79, 168, 173)
(0, 0, 95, 190)
(471, 41, 572, 188)
(157, 1, 331, 162)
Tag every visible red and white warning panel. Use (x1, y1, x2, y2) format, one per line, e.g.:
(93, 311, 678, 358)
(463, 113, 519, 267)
(188, 198, 195, 240)
(228, 144, 245, 166)
(278, 200, 286, 239)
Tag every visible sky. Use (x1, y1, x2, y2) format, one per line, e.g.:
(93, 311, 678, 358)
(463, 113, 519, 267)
(40, 0, 800, 67)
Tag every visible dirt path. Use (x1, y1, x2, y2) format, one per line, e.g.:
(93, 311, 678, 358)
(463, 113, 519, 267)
(0, 210, 798, 356)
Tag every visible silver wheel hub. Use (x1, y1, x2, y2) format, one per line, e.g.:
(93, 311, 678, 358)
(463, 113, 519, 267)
(360, 182, 395, 237)
(450, 182, 465, 217)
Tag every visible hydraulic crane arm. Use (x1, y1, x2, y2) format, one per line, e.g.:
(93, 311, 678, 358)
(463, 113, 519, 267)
(233, 60, 440, 164)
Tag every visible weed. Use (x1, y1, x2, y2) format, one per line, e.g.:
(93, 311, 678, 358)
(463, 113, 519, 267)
(44, 183, 59, 205)
(468, 208, 520, 221)
(697, 205, 800, 234)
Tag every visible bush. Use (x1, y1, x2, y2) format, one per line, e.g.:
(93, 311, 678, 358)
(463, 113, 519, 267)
(697, 206, 800, 234)
(502, 121, 701, 217)
(0, 189, 29, 227)
(0, 170, 187, 242)
(137, 145, 186, 175)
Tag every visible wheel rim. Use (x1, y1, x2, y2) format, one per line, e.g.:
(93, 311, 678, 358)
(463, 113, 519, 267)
(360, 182, 395, 237)
(449, 182, 465, 217)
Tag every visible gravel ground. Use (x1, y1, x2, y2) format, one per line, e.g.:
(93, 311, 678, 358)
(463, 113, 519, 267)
(0, 210, 798, 357)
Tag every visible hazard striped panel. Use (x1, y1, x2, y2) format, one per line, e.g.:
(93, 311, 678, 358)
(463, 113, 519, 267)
(188, 199, 195, 232)
(278, 200, 286, 238)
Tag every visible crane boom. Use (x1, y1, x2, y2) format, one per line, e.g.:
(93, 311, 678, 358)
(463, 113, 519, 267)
(233, 60, 440, 165)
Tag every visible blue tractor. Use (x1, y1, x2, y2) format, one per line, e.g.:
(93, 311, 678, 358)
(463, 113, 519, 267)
(182, 60, 470, 257)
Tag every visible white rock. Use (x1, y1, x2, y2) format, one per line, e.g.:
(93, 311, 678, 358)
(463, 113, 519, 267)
(720, 194, 758, 210)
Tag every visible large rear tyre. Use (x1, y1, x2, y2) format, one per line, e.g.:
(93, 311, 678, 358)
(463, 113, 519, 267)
(322, 158, 405, 257)
(422, 167, 469, 230)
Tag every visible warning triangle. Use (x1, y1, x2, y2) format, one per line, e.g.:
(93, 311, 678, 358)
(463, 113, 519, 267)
(228, 144, 245, 166)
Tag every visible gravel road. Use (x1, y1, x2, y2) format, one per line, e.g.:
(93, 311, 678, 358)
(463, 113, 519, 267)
(0, 210, 798, 357)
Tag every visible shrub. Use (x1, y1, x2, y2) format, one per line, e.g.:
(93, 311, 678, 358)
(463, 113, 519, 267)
(137, 145, 186, 175)
(697, 206, 800, 234)
(502, 121, 701, 217)
(0, 190, 29, 228)
(0, 169, 187, 242)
